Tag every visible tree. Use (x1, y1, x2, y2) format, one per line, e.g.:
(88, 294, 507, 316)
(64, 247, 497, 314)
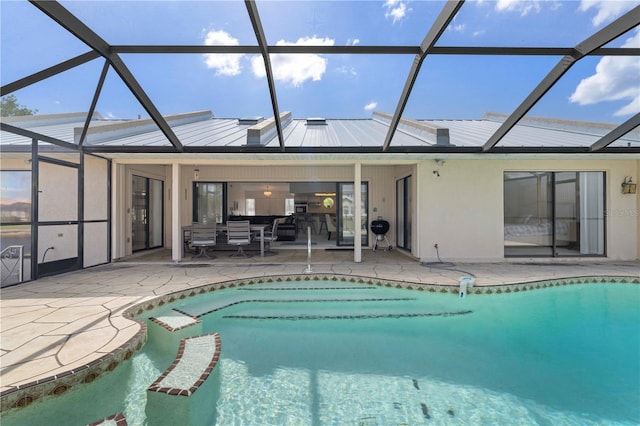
(1, 95, 37, 117)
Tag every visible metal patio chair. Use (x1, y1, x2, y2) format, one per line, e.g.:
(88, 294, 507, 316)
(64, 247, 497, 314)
(191, 222, 216, 259)
(227, 220, 252, 258)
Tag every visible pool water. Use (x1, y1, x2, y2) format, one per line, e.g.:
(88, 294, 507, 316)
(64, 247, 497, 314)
(4, 280, 639, 425)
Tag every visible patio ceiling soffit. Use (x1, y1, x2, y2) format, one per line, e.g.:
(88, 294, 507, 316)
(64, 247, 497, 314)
(28, 0, 184, 153)
(245, 0, 285, 151)
(482, 5, 640, 153)
(382, 0, 465, 152)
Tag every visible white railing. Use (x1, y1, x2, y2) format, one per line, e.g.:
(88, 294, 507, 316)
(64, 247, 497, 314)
(1, 245, 24, 286)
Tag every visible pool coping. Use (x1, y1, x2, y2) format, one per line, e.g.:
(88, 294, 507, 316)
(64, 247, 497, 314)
(1, 273, 638, 412)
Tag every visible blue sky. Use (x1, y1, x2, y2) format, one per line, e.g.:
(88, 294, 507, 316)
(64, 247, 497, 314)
(1, 0, 638, 123)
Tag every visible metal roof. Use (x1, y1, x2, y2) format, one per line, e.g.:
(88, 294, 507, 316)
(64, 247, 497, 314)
(1, 1, 639, 155)
(3, 109, 638, 155)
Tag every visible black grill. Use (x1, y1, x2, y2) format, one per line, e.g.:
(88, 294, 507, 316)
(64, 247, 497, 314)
(370, 219, 392, 251)
(371, 219, 389, 235)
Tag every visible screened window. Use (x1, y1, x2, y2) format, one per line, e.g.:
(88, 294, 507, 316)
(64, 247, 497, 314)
(504, 171, 605, 257)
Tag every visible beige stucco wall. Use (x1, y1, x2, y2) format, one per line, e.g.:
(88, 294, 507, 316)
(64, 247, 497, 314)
(415, 158, 639, 262)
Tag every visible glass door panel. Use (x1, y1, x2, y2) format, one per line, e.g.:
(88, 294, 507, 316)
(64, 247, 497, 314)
(554, 172, 579, 255)
(504, 172, 553, 256)
(132, 176, 147, 251)
(555, 171, 604, 256)
(149, 179, 163, 248)
(396, 176, 412, 250)
(337, 182, 368, 246)
(132, 175, 164, 252)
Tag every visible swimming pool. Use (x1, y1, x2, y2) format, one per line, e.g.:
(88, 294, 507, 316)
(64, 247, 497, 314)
(3, 277, 639, 425)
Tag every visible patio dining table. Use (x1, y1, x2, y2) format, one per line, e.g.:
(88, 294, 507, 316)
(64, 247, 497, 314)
(182, 224, 266, 257)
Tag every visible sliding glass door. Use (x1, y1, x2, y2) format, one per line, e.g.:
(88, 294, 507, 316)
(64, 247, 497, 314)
(132, 175, 163, 252)
(396, 176, 412, 250)
(504, 171, 605, 257)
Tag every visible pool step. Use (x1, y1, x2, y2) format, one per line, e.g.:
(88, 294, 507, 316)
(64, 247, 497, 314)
(87, 412, 127, 425)
(149, 311, 200, 332)
(146, 333, 222, 425)
(177, 295, 417, 318)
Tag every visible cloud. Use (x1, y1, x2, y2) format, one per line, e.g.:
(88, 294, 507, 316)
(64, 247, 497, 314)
(364, 101, 378, 111)
(251, 36, 334, 87)
(570, 29, 640, 116)
(495, 0, 541, 16)
(579, 0, 635, 26)
(337, 65, 358, 77)
(384, 0, 411, 24)
(203, 29, 242, 76)
(347, 38, 360, 46)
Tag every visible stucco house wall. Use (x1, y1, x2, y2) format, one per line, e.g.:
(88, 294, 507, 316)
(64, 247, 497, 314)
(415, 158, 638, 262)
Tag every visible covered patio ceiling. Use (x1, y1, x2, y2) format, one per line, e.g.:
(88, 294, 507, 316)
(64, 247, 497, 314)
(1, 0, 639, 155)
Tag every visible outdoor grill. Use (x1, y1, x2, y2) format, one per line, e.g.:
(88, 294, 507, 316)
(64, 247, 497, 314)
(370, 219, 392, 251)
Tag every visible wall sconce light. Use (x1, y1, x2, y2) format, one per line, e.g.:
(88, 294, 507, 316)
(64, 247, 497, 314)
(263, 185, 272, 197)
(194, 166, 199, 181)
(621, 176, 636, 194)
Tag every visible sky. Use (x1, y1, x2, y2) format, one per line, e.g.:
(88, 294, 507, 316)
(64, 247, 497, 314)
(1, 0, 638, 124)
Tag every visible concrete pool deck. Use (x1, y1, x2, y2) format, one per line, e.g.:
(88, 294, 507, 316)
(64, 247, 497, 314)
(1, 247, 638, 410)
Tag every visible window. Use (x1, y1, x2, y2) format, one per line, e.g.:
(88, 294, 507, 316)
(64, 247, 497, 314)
(193, 182, 225, 224)
(245, 199, 255, 216)
(504, 171, 605, 257)
(285, 198, 294, 215)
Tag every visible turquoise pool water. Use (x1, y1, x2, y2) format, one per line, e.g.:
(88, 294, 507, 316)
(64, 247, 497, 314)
(4, 280, 639, 425)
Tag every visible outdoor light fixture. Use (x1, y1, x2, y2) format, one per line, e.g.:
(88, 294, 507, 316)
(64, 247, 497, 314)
(194, 166, 199, 181)
(263, 185, 272, 197)
(621, 176, 636, 194)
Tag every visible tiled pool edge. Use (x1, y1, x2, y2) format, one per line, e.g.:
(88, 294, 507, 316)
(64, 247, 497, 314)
(1, 273, 637, 412)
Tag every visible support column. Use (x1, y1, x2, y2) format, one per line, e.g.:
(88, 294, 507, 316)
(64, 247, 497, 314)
(171, 162, 182, 262)
(354, 162, 362, 263)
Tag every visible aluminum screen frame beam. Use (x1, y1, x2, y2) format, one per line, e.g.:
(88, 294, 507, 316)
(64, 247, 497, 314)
(382, 0, 465, 151)
(109, 45, 640, 56)
(1, 51, 100, 96)
(1, 122, 79, 151)
(590, 113, 640, 151)
(78, 60, 110, 148)
(245, 0, 285, 151)
(29, 0, 184, 152)
(482, 5, 640, 152)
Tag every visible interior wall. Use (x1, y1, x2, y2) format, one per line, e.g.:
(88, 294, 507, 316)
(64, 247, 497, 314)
(416, 158, 639, 262)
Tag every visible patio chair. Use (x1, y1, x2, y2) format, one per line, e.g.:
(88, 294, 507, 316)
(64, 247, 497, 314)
(325, 214, 337, 240)
(191, 222, 216, 259)
(227, 220, 252, 258)
(259, 218, 279, 255)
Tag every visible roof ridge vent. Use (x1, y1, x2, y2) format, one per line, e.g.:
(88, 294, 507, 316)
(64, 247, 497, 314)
(238, 116, 264, 125)
(306, 117, 327, 125)
(373, 111, 451, 146)
(77, 110, 213, 145)
(246, 111, 292, 146)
